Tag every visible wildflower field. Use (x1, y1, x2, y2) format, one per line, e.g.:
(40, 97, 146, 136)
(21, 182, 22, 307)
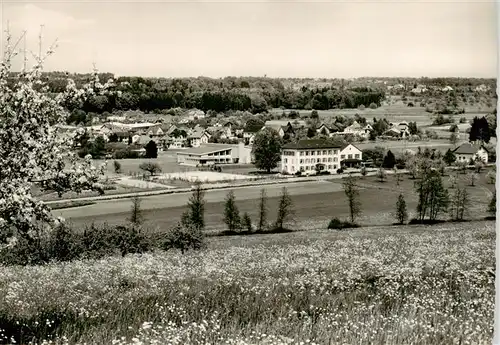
(0, 220, 495, 345)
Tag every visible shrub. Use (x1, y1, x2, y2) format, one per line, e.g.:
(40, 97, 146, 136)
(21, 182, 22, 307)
(358, 104, 365, 110)
(113, 149, 140, 159)
(163, 222, 205, 254)
(0, 222, 153, 266)
(114, 225, 151, 257)
(242, 212, 253, 232)
(114, 160, 122, 173)
(327, 217, 358, 230)
(486, 170, 496, 184)
(369, 103, 378, 109)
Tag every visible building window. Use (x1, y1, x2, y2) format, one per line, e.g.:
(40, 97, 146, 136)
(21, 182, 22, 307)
(328, 158, 332, 162)
(323, 150, 327, 155)
(300, 159, 304, 164)
(341, 155, 346, 159)
(317, 150, 321, 155)
(334, 150, 338, 154)
(348, 154, 352, 159)
(306, 151, 310, 156)
(328, 165, 332, 169)
(300, 151, 304, 156)
(306, 166, 310, 170)
(292, 166, 295, 171)
(334, 157, 338, 162)
(328, 150, 332, 155)
(311, 151, 315, 156)
(334, 165, 337, 169)
(322, 158, 326, 162)
(317, 158, 321, 163)
(284, 158, 288, 163)
(355, 154, 360, 159)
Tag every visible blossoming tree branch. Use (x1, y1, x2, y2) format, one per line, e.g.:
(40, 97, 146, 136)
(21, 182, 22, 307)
(0, 27, 115, 244)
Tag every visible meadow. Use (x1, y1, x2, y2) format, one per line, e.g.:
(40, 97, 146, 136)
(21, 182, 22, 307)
(63, 168, 496, 233)
(270, 103, 492, 128)
(0, 220, 494, 345)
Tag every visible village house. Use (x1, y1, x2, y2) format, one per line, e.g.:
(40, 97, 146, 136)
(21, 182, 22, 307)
(340, 121, 372, 139)
(339, 144, 363, 168)
(281, 139, 344, 175)
(187, 128, 211, 147)
(453, 142, 489, 163)
(262, 121, 295, 138)
(186, 109, 206, 121)
(316, 123, 341, 136)
(243, 122, 264, 145)
(176, 142, 252, 166)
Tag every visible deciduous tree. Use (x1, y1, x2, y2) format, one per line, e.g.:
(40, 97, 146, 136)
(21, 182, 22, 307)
(343, 174, 362, 224)
(449, 186, 470, 221)
(394, 193, 408, 224)
(252, 128, 282, 173)
(139, 162, 161, 177)
(414, 170, 449, 222)
(0, 30, 114, 245)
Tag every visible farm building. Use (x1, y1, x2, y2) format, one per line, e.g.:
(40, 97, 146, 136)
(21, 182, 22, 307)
(176, 142, 252, 166)
(453, 143, 489, 163)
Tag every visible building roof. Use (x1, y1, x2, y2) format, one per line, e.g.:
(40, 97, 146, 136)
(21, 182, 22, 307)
(188, 129, 209, 139)
(341, 143, 362, 152)
(264, 124, 285, 133)
(283, 139, 343, 150)
(244, 123, 264, 133)
(176, 144, 234, 156)
(453, 142, 488, 154)
(347, 121, 362, 129)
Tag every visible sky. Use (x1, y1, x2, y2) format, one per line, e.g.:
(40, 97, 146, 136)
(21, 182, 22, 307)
(0, 0, 498, 79)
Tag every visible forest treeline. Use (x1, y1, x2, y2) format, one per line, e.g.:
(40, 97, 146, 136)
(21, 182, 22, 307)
(6, 72, 496, 114)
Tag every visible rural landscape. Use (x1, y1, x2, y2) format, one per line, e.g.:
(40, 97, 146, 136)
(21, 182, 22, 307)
(0, 1, 498, 345)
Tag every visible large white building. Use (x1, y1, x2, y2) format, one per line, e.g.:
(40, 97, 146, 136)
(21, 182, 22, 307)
(176, 142, 252, 166)
(281, 139, 344, 175)
(281, 140, 364, 174)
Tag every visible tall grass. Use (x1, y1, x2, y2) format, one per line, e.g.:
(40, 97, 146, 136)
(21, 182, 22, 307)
(0, 222, 494, 345)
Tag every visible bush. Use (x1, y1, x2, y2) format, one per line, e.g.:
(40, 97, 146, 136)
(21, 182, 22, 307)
(358, 104, 366, 110)
(369, 103, 378, 109)
(113, 160, 122, 173)
(327, 217, 358, 230)
(0, 223, 153, 266)
(113, 149, 140, 159)
(163, 222, 205, 254)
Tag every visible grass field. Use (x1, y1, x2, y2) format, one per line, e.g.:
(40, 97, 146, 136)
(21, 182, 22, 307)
(270, 103, 493, 127)
(0, 220, 494, 344)
(63, 168, 495, 233)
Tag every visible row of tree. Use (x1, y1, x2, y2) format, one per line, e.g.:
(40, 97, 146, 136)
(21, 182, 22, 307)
(341, 165, 495, 227)
(11, 72, 387, 114)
